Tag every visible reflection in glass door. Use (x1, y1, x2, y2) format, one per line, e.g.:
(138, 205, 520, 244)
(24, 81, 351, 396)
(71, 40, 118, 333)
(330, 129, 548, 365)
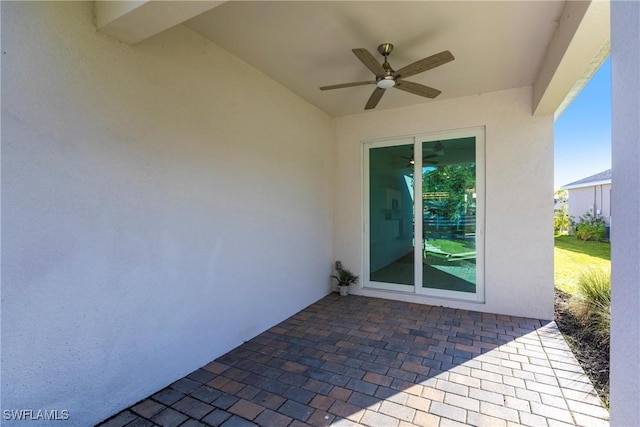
(422, 137, 477, 293)
(368, 142, 415, 289)
(364, 129, 484, 301)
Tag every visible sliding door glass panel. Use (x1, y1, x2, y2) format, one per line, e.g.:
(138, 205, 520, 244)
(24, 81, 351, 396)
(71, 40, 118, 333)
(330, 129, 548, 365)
(369, 144, 415, 286)
(422, 137, 477, 293)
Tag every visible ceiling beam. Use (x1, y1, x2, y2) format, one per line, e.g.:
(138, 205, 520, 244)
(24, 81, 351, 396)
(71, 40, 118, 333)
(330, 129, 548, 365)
(95, 0, 226, 45)
(532, 0, 610, 118)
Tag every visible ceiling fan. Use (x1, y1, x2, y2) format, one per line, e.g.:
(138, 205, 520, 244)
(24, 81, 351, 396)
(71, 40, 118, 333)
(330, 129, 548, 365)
(401, 147, 439, 167)
(319, 43, 454, 110)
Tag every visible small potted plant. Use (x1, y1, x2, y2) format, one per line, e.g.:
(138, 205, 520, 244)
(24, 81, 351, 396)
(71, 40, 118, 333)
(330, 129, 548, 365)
(331, 267, 359, 296)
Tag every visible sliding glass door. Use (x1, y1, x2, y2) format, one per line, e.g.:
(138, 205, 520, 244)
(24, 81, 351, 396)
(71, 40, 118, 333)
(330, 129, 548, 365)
(364, 129, 484, 301)
(365, 139, 416, 292)
(421, 136, 479, 295)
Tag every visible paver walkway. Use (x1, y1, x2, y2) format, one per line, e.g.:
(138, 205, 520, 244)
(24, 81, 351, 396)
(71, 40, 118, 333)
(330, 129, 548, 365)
(99, 294, 609, 427)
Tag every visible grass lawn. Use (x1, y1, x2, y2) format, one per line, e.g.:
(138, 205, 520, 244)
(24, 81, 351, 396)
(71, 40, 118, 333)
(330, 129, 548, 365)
(428, 238, 475, 254)
(554, 235, 611, 293)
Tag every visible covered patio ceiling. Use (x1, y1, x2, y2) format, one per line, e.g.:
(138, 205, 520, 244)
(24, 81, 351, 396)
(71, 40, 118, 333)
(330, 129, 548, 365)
(96, 0, 609, 118)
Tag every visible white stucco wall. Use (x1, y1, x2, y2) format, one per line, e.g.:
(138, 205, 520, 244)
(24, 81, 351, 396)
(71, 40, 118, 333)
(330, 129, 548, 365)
(334, 86, 554, 319)
(1, 2, 334, 425)
(610, 0, 640, 425)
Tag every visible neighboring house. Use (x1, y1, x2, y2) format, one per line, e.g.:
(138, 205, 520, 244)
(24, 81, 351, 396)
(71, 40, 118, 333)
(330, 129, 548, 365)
(562, 169, 612, 227)
(554, 193, 568, 212)
(3, 1, 639, 426)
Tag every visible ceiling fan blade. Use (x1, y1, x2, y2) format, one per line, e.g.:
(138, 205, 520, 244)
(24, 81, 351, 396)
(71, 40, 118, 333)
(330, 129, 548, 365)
(365, 87, 385, 110)
(395, 80, 441, 98)
(319, 81, 376, 91)
(395, 50, 454, 79)
(352, 48, 386, 76)
(424, 141, 445, 155)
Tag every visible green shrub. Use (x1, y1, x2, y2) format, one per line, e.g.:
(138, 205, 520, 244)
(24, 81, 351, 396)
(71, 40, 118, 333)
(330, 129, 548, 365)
(572, 212, 606, 242)
(570, 267, 611, 350)
(331, 268, 359, 287)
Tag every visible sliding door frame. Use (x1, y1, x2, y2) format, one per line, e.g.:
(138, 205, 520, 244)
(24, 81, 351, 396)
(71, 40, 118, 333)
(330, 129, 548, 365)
(362, 127, 485, 303)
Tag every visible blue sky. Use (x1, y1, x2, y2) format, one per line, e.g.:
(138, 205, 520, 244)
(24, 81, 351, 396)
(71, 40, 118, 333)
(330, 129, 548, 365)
(554, 57, 611, 190)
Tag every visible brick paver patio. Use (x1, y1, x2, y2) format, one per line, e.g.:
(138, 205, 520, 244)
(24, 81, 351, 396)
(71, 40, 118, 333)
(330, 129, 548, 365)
(99, 294, 609, 427)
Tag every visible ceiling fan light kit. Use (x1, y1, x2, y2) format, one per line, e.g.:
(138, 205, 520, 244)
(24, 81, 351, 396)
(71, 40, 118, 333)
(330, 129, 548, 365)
(376, 77, 396, 89)
(319, 43, 454, 110)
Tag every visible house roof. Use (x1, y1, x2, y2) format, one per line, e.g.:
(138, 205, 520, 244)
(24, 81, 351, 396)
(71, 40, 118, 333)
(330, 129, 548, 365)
(96, 1, 610, 118)
(562, 169, 612, 190)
